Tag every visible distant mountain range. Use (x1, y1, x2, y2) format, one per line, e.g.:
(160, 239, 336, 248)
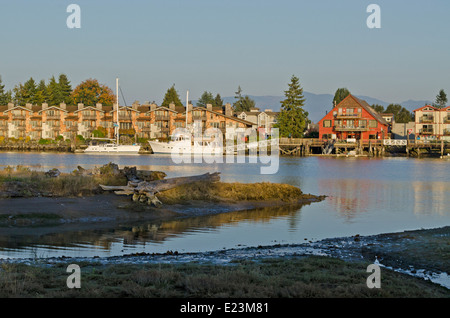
(201, 93, 432, 123)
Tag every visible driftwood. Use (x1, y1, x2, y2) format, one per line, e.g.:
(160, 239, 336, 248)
(100, 171, 221, 207)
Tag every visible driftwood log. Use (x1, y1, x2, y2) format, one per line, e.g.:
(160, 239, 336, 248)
(100, 171, 221, 207)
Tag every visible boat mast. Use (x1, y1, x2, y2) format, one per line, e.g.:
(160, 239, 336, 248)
(116, 78, 119, 145)
(185, 90, 189, 131)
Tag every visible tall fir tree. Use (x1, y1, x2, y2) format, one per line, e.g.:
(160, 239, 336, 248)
(233, 86, 255, 112)
(46, 76, 60, 105)
(22, 77, 37, 104)
(435, 89, 448, 109)
(276, 75, 309, 138)
(0, 76, 11, 105)
(214, 93, 223, 107)
(161, 84, 183, 107)
(58, 74, 72, 104)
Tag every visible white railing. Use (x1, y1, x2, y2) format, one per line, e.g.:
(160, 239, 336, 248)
(383, 139, 407, 146)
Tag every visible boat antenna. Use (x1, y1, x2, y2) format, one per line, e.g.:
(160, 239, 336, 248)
(116, 77, 119, 145)
(186, 90, 189, 132)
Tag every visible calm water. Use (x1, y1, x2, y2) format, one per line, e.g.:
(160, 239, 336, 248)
(0, 152, 450, 259)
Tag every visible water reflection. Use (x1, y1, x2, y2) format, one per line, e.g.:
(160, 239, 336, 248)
(1, 153, 450, 258)
(0, 204, 306, 258)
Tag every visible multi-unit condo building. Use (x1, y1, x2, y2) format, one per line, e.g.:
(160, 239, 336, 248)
(0, 102, 254, 141)
(413, 105, 450, 141)
(236, 108, 279, 136)
(318, 94, 389, 140)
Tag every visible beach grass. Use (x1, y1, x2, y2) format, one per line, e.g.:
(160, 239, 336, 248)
(0, 256, 448, 298)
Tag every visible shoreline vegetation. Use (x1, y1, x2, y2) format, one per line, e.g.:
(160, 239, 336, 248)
(0, 164, 448, 297)
(0, 163, 326, 226)
(0, 227, 448, 298)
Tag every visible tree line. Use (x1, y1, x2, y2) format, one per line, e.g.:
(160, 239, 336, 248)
(1, 73, 313, 138)
(0, 75, 116, 107)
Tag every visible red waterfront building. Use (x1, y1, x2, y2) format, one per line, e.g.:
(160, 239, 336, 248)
(318, 94, 389, 140)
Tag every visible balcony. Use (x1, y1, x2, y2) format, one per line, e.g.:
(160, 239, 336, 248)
(156, 115, 170, 121)
(420, 117, 434, 123)
(82, 114, 97, 120)
(419, 128, 434, 135)
(335, 113, 361, 119)
(334, 125, 368, 132)
(12, 114, 26, 119)
(192, 115, 207, 121)
(444, 129, 450, 136)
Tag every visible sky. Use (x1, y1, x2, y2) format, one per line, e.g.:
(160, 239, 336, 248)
(1, 0, 450, 105)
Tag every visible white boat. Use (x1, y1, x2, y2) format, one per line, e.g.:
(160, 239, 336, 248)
(148, 90, 223, 155)
(84, 78, 141, 154)
(84, 143, 141, 154)
(148, 134, 222, 155)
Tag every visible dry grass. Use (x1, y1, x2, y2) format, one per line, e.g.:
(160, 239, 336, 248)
(157, 181, 319, 205)
(0, 166, 127, 198)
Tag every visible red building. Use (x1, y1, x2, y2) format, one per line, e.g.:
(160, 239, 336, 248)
(318, 94, 389, 140)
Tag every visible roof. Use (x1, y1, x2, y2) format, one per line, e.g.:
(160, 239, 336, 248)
(190, 106, 254, 126)
(350, 96, 389, 126)
(412, 105, 439, 112)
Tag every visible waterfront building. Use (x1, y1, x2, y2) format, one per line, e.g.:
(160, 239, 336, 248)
(318, 94, 389, 140)
(413, 105, 450, 141)
(237, 108, 279, 136)
(0, 102, 254, 141)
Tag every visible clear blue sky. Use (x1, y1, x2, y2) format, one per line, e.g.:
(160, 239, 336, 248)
(1, 0, 449, 104)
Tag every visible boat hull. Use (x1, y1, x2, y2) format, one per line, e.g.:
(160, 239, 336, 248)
(148, 140, 222, 155)
(84, 144, 141, 154)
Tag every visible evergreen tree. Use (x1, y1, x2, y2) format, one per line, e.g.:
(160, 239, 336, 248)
(13, 83, 25, 105)
(233, 86, 255, 112)
(372, 104, 385, 113)
(197, 91, 215, 107)
(333, 88, 350, 107)
(214, 93, 223, 107)
(46, 76, 60, 105)
(0, 76, 11, 105)
(34, 79, 48, 105)
(385, 104, 414, 123)
(435, 89, 448, 109)
(161, 84, 183, 107)
(22, 77, 37, 104)
(58, 74, 73, 104)
(275, 75, 309, 138)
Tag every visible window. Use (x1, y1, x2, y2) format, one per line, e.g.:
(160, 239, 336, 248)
(323, 120, 332, 128)
(369, 120, 378, 128)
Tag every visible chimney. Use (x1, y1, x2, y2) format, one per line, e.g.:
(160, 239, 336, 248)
(132, 101, 140, 110)
(78, 103, 84, 110)
(26, 103, 33, 110)
(42, 103, 48, 110)
(150, 103, 157, 111)
(169, 103, 175, 111)
(96, 103, 102, 110)
(7, 102, 14, 110)
(225, 103, 232, 117)
(206, 103, 212, 111)
(60, 102, 66, 110)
